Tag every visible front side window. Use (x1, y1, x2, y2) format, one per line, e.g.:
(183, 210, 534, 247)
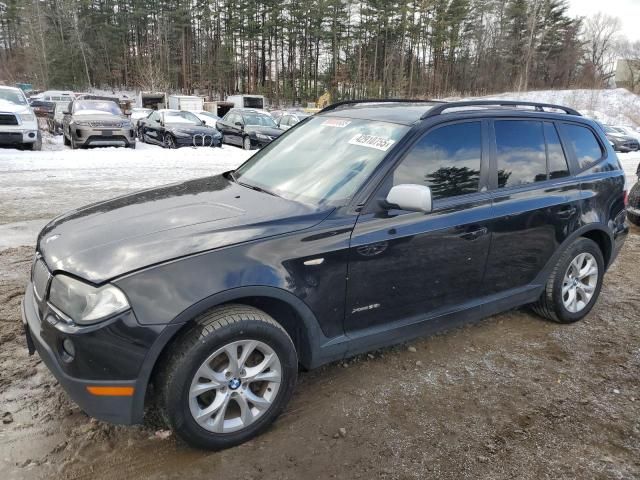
(234, 116, 409, 205)
(495, 120, 547, 188)
(393, 122, 482, 200)
(561, 124, 604, 170)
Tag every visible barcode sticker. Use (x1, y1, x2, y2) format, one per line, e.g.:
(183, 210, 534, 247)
(322, 119, 351, 128)
(348, 133, 395, 151)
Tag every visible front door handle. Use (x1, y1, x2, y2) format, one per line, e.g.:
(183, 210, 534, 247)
(458, 227, 488, 241)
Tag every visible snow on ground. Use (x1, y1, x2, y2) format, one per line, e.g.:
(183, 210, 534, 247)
(0, 136, 253, 249)
(475, 88, 640, 128)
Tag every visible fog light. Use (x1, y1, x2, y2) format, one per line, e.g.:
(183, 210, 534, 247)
(28, 132, 36, 138)
(62, 338, 76, 359)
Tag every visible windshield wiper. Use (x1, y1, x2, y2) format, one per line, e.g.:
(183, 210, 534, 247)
(237, 181, 280, 198)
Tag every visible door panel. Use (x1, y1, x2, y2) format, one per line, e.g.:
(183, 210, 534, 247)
(345, 196, 493, 333)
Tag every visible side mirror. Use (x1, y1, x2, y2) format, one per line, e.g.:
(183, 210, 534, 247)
(234, 121, 244, 129)
(62, 111, 70, 115)
(385, 184, 432, 213)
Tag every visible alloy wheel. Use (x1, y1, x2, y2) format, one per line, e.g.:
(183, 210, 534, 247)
(188, 339, 282, 433)
(562, 252, 599, 313)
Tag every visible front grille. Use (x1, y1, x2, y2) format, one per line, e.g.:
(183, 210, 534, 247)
(0, 113, 18, 126)
(88, 120, 123, 128)
(0, 132, 23, 144)
(32, 259, 51, 301)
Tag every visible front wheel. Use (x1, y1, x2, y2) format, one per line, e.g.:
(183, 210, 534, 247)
(531, 238, 604, 323)
(157, 305, 298, 450)
(163, 133, 176, 149)
(243, 136, 252, 150)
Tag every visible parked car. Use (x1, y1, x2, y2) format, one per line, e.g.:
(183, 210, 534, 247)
(610, 125, 640, 141)
(130, 107, 153, 136)
(190, 110, 220, 128)
(22, 99, 628, 451)
(29, 99, 56, 118)
(137, 109, 221, 148)
(217, 108, 283, 149)
(62, 99, 136, 149)
(627, 163, 640, 226)
(0, 85, 42, 150)
(47, 101, 71, 135)
(602, 125, 639, 152)
(277, 111, 311, 130)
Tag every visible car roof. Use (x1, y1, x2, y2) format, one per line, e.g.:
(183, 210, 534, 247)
(317, 100, 592, 127)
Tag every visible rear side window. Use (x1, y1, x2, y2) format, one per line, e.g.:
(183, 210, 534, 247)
(561, 124, 603, 170)
(393, 122, 482, 200)
(495, 120, 547, 187)
(544, 123, 570, 179)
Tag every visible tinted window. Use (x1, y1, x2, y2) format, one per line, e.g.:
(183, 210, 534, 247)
(562, 124, 603, 170)
(495, 120, 546, 188)
(393, 122, 482, 199)
(544, 123, 570, 179)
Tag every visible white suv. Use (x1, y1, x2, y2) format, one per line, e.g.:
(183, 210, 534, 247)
(0, 86, 41, 150)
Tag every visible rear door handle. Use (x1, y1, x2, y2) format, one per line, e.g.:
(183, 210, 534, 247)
(458, 227, 488, 241)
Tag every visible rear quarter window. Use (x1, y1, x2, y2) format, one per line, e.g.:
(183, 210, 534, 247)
(561, 124, 604, 170)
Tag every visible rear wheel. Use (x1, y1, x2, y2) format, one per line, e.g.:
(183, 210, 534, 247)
(531, 238, 604, 323)
(157, 304, 298, 450)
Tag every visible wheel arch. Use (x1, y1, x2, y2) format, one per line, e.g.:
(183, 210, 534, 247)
(131, 286, 327, 423)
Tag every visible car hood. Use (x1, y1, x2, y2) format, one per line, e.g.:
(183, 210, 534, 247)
(37, 175, 331, 283)
(72, 112, 127, 121)
(0, 99, 30, 114)
(245, 125, 283, 136)
(166, 124, 218, 135)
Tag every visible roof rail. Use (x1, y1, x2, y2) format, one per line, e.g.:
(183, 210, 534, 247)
(319, 98, 446, 114)
(420, 100, 581, 119)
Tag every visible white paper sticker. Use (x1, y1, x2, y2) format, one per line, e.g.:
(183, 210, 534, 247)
(322, 119, 351, 128)
(348, 133, 395, 151)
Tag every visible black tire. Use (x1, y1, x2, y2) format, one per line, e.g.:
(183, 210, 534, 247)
(138, 128, 145, 143)
(163, 133, 176, 149)
(63, 133, 70, 146)
(627, 182, 640, 226)
(531, 237, 604, 323)
(127, 140, 136, 149)
(243, 135, 252, 150)
(156, 304, 298, 450)
(70, 135, 79, 149)
(628, 211, 640, 227)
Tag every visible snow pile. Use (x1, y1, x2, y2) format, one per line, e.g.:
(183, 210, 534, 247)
(477, 88, 640, 127)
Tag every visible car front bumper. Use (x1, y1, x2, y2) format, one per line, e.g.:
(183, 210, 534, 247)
(21, 281, 159, 424)
(72, 125, 135, 147)
(0, 125, 39, 145)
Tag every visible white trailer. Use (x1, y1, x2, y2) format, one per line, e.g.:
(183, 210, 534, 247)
(136, 91, 167, 109)
(168, 95, 204, 111)
(226, 94, 266, 110)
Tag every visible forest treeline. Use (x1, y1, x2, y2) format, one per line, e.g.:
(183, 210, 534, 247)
(0, 0, 626, 105)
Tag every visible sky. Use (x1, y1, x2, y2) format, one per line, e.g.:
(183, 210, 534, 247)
(567, 0, 640, 42)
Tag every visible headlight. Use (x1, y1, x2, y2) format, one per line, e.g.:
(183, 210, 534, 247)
(74, 121, 91, 127)
(48, 275, 130, 325)
(172, 130, 191, 137)
(256, 133, 270, 141)
(121, 121, 132, 129)
(18, 113, 36, 123)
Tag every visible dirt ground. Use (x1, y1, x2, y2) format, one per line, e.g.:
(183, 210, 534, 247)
(0, 226, 638, 480)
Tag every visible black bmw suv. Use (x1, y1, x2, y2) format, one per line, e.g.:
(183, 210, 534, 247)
(22, 100, 628, 450)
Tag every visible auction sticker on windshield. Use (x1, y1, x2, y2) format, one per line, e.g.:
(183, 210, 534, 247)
(322, 119, 351, 128)
(348, 133, 395, 151)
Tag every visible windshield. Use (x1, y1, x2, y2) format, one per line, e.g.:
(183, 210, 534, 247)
(244, 113, 277, 127)
(234, 116, 409, 205)
(199, 111, 219, 120)
(164, 111, 202, 125)
(0, 89, 27, 106)
(74, 100, 122, 115)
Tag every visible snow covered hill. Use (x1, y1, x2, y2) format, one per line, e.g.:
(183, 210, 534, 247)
(475, 88, 640, 127)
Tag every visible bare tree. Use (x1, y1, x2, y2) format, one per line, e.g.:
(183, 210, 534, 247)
(582, 13, 621, 86)
(617, 39, 640, 92)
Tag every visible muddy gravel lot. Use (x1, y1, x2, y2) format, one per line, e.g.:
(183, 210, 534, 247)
(0, 229, 638, 479)
(1, 146, 639, 479)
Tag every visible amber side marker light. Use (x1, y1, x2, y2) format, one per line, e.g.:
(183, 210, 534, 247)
(86, 386, 135, 396)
